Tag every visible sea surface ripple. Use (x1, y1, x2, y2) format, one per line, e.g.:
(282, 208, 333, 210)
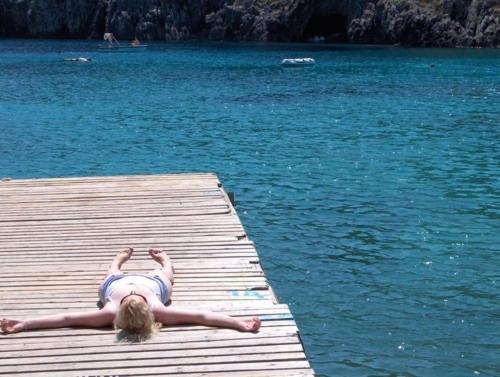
(0, 40, 499, 377)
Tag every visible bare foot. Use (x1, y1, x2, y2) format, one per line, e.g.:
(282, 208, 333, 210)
(240, 316, 261, 332)
(148, 248, 170, 266)
(113, 247, 134, 268)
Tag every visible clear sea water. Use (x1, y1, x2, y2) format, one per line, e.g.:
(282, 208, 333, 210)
(0, 40, 499, 376)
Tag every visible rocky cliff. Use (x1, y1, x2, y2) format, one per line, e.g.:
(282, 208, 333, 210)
(0, 0, 498, 47)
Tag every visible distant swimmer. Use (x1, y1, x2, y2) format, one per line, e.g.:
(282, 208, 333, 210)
(64, 57, 92, 63)
(131, 38, 141, 47)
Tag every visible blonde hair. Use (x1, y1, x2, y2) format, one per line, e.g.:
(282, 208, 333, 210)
(114, 297, 161, 342)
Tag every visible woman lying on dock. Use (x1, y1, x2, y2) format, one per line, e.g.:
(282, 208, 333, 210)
(1, 248, 261, 341)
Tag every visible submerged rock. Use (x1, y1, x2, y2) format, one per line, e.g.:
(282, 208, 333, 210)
(0, 0, 498, 47)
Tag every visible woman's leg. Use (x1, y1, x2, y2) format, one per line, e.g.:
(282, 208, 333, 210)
(148, 249, 174, 303)
(106, 247, 134, 275)
(148, 249, 175, 299)
(97, 248, 133, 308)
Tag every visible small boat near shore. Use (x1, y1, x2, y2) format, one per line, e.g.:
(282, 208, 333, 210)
(98, 44, 148, 51)
(281, 58, 316, 67)
(98, 33, 148, 51)
(64, 57, 92, 63)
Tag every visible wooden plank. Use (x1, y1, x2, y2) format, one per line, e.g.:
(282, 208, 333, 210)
(0, 252, 257, 262)
(0, 288, 270, 298)
(0, 183, 223, 195)
(0, 173, 218, 184)
(0, 201, 229, 213)
(0, 360, 309, 377)
(1, 344, 305, 367)
(5, 305, 293, 316)
(0, 175, 219, 187)
(5, 369, 313, 377)
(0, 304, 292, 319)
(0, 274, 266, 283)
(0, 276, 266, 284)
(0, 243, 255, 253)
(0, 271, 265, 280)
(0, 352, 307, 374)
(0, 189, 222, 199)
(0, 216, 241, 228)
(0, 208, 232, 222)
(1, 235, 240, 242)
(0, 282, 268, 291)
(0, 245, 254, 254)
(0, 190, 223, 202)
(0, 226, 243, 237)
(0, 277, 267, 287)
(1, 334, 301, 358)
(0, 329, 298, 353)
(0, 270, 264, 278)
(0, 256, 259, 264)
(1, 294, 276, 309)
(0, 325, 300, 346)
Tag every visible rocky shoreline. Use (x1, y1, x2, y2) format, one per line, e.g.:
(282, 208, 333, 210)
(0, 0, 498, 47)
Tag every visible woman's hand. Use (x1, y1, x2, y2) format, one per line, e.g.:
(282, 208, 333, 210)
(1, 318, 25, 334)
(238, 316, 261, 332)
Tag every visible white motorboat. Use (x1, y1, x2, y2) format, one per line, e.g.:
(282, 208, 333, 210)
(281, 58, 316, 67)
(64, 57, 92, 63)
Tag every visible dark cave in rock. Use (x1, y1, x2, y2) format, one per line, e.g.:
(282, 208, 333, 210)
(302, 14, 348, 43)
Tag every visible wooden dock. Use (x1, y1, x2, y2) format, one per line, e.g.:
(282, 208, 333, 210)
(0, 173, 314, 377)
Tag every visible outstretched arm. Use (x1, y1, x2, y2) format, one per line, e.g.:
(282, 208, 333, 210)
(1, 308, 114, 334)
(153, 307, 260, 332)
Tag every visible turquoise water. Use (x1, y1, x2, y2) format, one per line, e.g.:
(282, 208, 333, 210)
(1, 40, 499, 376)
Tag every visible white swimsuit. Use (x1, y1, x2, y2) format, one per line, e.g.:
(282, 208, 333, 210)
(98, 273, 169, 308)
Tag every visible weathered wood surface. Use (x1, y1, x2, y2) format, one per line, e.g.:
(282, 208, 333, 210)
(0, 173, 314, 377)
